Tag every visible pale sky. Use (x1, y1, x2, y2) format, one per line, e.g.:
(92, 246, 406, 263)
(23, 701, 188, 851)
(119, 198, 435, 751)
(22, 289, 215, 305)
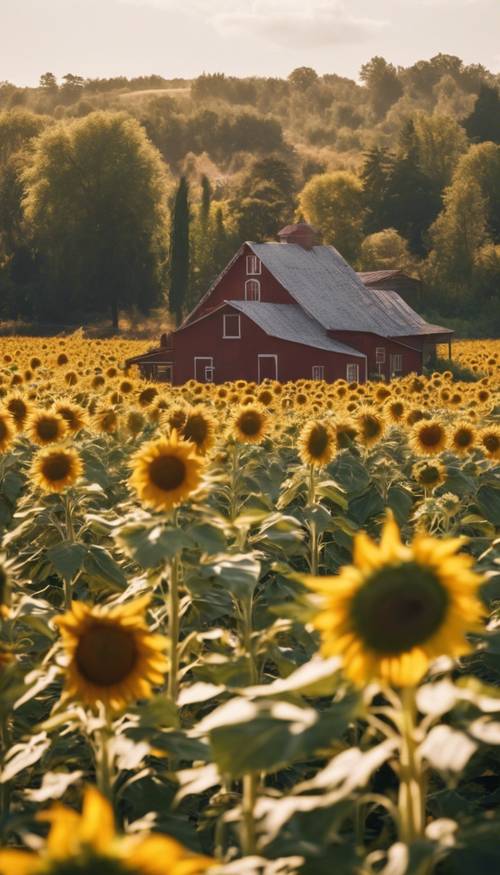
(2, 0, 499, 86)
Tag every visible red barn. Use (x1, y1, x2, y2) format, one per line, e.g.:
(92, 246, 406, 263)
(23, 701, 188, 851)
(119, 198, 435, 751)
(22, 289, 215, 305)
(127, 223, 452, 384)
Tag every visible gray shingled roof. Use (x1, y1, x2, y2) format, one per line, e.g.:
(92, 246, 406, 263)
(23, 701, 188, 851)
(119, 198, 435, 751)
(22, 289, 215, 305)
(227, 301, 365, 357)
(249, 242, 451, 338)
(358, 270, 407, 284)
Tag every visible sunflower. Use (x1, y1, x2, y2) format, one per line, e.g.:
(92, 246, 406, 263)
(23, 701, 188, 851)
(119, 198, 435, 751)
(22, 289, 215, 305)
(301, 514, 484, 687)
(94, 407, 119, 434)
(479, 426, 500, 461)
(31, 446, 83, 493)
(412, 459, 447, 492)
(298, 420, 335, 467)
(5, 394, 30, 431)
(0, 410, 15, 453)
(129, 432, 204, 512)
(55, 596, 168, 710)
(450, 421, 476, 456)
(356, 408, 386, 449)
(125, 409, 146, 437)
(410, 418, 448, 456)
(26, 410, 68, 446)
(385, 400, 405, 424)
(231, 405, 268, 444)
(333, 418, 358, 450)
(180, 407, 216, 455)
(55, 402, 88, 435)
(0, 786, 213, 875)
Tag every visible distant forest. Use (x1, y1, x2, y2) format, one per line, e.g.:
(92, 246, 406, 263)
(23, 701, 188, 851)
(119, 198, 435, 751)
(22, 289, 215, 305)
(1, 55, 500, 335)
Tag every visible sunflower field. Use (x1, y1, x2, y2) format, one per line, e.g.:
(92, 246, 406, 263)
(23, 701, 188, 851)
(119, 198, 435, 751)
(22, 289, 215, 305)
(0, 335, 499, 875)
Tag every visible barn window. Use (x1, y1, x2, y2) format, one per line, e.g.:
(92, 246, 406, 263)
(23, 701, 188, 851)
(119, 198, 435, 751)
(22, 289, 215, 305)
(375, 347, 386, 364)
(390, 353, 403, 376)
(346, 363, 359, 382)
(246, 255, 261, 275)
(312, 365, 324, 380)
(223, 314, 241, 338)
(245, 279, 261, 301)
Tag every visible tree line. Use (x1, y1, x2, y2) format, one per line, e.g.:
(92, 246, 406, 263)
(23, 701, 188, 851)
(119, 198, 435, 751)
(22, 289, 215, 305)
(0, 55, 499, 333)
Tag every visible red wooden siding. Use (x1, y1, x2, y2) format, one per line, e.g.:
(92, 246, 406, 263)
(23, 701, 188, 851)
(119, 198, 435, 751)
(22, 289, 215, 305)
(328, 331, 422, 380)
(187, 245, 292, 323)
(171, 304, 366, 385)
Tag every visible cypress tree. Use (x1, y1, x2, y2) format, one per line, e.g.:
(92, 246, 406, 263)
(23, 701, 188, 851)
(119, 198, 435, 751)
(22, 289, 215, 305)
(169, 176, 190, 326)
(200, 174, 212, 227)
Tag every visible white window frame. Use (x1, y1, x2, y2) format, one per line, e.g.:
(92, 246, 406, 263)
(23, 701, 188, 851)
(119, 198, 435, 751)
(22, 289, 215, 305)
(346, 363, 360, 382)
(246, 254, 261, 275)
(154, 363, 173, 383)
(194, 356, 214, 382)
(257, 354, 278, 383)
(223, 313, 241, 339)
(390, 353, 403, 376)
(245, 279, 261, 301)
(375, 347, 386, 364)
(312, 365, 325, 381)
(204, 366, 215, 382)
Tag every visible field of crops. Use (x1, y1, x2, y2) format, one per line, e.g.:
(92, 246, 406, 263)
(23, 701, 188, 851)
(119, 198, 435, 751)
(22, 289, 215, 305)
(0, 335, 499, 875)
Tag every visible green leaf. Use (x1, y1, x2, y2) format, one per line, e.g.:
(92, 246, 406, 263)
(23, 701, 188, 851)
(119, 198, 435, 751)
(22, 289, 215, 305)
(83, 545, 127, 591)
(116, 521, 193, 567)
(47, 541, 87, 579)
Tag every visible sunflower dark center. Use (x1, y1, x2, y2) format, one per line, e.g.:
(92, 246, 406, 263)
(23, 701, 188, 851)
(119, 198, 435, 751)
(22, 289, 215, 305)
(238, 411, 262, 436)
(37, 417, 60, 440)
(42, 453, 72, 482)
(76, 623, 138, 686)
(455, 428, 473, 447)
(418, 424, 444, 446)
(361, 415, 381, 438)
(183, 415, 208, 447)
(307, 425, 329, 458)
(483, 434, 499, 452)
(350, 562, 449, 654)
(8, 399, 26, 422)
(149, 455, 186, 491)
(0, 420, 7, 440)
(418, 465, 441, 485)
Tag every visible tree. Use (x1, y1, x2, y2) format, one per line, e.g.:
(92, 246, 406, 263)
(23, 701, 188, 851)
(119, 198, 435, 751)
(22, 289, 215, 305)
(23, 111, 170, 329)
(39, 73, 58, 93)
(361, 146, 394, 234)
(464, 84, 500, 145)
(425, 178, 489, 307)
(0, 109, 48, 165)
(360, 57, 403, 119)
(298, 171, 365, 263)
(288, 67, 319, 91)
(169, 176, 190, 326)
(230, 156, 296, 242)
(412, 112, 468, 188)
(452, 142, 500, 241)
(383, 120, 442, 256)
(360, 229, 415, 272)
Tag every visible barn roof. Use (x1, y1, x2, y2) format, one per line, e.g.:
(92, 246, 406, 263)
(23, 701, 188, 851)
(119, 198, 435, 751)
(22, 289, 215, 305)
(227, 301, 365, 357)
(358, 269, 412, 284)
(248, 243, 451, 338)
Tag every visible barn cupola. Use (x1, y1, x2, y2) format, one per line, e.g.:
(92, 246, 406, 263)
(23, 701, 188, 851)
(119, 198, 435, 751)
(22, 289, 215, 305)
(278, 222, 318, 250)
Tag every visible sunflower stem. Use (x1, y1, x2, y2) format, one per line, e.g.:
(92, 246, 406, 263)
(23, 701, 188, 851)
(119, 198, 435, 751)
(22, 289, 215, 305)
(62, 491, 76, 608)
(0, 714, 11, 828)
(167, 553, 180, 704)
(241, 772, 258, 856)
(398, 685, 425, 845)
(229, 443, 240, 522)
(96, 711, 113, 803)
(240, 595, 258, 685)
(307, 464, 320, 575)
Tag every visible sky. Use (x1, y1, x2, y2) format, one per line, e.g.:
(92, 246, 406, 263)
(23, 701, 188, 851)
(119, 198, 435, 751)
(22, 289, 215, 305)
(2, 0, 500, 86)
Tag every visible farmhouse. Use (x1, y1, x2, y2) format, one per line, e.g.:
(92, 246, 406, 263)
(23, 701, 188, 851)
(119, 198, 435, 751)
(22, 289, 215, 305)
(127, 223, 452, 384)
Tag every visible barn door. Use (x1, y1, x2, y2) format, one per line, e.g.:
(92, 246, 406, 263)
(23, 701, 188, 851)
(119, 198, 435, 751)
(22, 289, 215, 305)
(194, 357, 214, 382)
(258, 355, 278, 382)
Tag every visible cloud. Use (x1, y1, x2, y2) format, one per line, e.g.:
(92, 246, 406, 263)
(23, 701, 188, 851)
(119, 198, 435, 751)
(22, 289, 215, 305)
(122, 0, 387, 48)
